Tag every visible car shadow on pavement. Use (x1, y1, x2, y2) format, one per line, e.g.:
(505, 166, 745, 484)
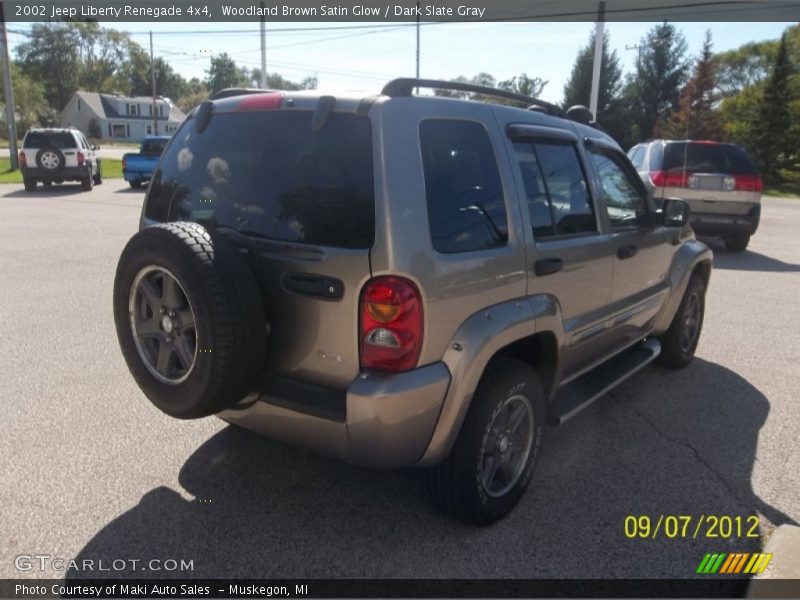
(68, 358, 796, 579)
(702, 239, 800, 273)
(2, 185, 86, 198)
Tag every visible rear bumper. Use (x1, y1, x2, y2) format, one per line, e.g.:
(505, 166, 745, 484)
(123, 170, 154, 182)
(22, 166, 88, 180)
(217, 362, 451, 469)
(690, 203, 760, 236)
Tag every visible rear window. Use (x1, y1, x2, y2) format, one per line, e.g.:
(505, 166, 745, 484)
(662, 142, 757, 174)
(141, 139, 169, 155)
(24, 132, 77, 149)
(145, 110, 374, 249)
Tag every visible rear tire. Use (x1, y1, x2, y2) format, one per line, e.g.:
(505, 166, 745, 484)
(428, 357, 545, 525)
(23, 177, 36, 192)
(113, 222, 268, 419)
(656, 274, 706, 369)
(724, 233, 750, 252)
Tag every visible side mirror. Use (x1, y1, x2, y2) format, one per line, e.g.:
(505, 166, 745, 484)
(659, 198, 690, 228)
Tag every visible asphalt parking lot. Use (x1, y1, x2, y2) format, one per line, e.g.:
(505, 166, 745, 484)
(1, 179, 798, 581)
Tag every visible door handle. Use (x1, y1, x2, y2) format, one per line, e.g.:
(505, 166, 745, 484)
(617, 245, 638, 260)
(533, 257, 564, 276)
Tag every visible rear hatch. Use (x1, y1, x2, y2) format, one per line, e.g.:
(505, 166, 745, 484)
(22, 131, 79, 168)
(652, 141, 761, 214)
(142, 96, 375, 389)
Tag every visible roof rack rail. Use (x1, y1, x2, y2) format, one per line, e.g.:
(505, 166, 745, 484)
(210, 87, 275, 100)
(381, 78, 566, 118)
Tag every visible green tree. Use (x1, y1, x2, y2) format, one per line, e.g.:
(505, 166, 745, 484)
(661, 30, 723, 140)
(130, 57, 189, 101)
(0, 64, 50, 133)
(626, 22, 690, 142)
(15, 24, 83, 110)
(249, 69, 319, 91)
(753, 33, 795, 181)
(205, 53, 249, 93)
(562, 30, 628, 146)
(499, 73, 547, 99)
(434, 72, 547, 105)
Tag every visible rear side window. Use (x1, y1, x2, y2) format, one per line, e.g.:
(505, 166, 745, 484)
(141, 139, 168, 155)
(513, 140, 596, 239)
(662, 143, 757, 174)
(145, 110, 374, 249)
(24, 132, 77, 149)
(420, 120, 508, 253)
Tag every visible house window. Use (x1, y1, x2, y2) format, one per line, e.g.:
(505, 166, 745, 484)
(111, 124, 126, 137)
(127, 103, 140, 116)
(146, 125, 152, 135)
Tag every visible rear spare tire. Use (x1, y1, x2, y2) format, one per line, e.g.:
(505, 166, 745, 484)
(36, 146, 65, 173)
(113, 222, 267, 419)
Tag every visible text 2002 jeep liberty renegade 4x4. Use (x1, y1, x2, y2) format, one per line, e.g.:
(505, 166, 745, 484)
(114, 79, 712, 524)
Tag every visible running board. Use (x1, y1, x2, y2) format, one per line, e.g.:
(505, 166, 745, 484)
(548, 338, 661, 426)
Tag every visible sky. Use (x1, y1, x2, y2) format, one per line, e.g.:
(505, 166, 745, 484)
(7, 21, 793, 105)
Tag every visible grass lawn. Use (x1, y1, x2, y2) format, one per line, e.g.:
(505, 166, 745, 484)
(0, 157, 123, 184)
(763, 182, 800, 199)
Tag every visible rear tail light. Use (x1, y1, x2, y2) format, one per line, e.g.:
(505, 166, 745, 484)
(359, 276, 423, 373)
(650, 170, 692, 188)
(732, 174, 763, 192)
(18, 151, 26, 167)
(76, 151, 85, 166)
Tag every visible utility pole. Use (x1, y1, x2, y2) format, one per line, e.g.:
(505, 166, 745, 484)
(588, 1, 605, 121)
(415, 1, 420, 94)
(260, 1, 267, 88)
(150, 31, 158, 135)
(0, 3, 18, 169)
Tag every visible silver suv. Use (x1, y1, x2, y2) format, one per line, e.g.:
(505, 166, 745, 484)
(628, 140, 761, 252)
(113, 80, 712, 524)
(20, 127, 102, 192)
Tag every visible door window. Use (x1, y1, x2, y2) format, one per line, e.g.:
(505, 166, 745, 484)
(589, 149, 648, 228)
(513, 140, 597, 239)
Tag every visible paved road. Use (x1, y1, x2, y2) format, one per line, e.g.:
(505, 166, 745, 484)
(1, 180, 798, 581)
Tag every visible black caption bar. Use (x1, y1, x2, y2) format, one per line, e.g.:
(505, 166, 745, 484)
(3, 0, 800, 22)
(3, 578, 800, 598)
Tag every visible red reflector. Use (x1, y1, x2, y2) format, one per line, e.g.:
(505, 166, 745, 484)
(18, 151, 26, 167)
(76, 151, 85, 166)
(733, 174, 763, 192)
(360, 276, 423, 373)
(693, 140, 719, 145)
(650, 171, 691, 188)
(235, 93, 284, 112)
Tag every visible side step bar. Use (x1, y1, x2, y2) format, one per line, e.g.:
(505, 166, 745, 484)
(548, 338, 661, 426)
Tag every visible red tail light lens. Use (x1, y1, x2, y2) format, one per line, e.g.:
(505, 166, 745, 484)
(76, 151, 85, 166)
(18, 151, 26, 167)
(360, 276, 423, 372)
(650, 170, 691, 188)
(733, 174, 763, 192)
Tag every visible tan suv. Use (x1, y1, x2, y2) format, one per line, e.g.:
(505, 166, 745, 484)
(113, 80, 712, 524)
(628, 140, 761, 252)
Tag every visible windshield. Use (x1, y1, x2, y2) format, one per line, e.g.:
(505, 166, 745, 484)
(662, 142, 757, 174)
(145, 110, 374, 249)
(141, 139, 169, 155)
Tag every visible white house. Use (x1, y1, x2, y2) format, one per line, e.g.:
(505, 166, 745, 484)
(60, 91, 186, 142)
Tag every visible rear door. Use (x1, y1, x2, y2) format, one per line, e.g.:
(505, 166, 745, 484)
(143, 103, 375, 389)
(505, 124, 616, 379)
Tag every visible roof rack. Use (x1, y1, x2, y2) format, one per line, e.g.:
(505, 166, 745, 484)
(381, 78, 566, 118)
(210, 87, 275, 100)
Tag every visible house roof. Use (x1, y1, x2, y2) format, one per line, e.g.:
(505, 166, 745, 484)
(70, 91, 186, 122)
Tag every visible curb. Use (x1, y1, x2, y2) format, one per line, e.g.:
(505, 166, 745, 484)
(747, 524, 800, 597)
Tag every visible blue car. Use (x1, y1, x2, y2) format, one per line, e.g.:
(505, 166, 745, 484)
(122, 136, 171, 189)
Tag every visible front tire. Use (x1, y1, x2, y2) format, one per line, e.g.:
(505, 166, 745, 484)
(656, 274, 706, 369)
(724, 233, 750, 252)
(93, 161, 103, 185)
(428, 357, 545, 525)
(23, 177, 36, 192)
(129, 180, 143, 189)
(81, 167, 94, 191)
